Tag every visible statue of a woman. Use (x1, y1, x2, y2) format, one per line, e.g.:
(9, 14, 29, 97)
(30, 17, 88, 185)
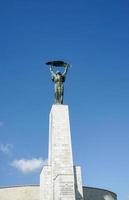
(49, 65, 69, 104)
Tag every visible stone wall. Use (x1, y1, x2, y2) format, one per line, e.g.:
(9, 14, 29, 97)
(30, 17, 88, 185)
(0, 185, 117, 200)
(0, 185, 39, 200)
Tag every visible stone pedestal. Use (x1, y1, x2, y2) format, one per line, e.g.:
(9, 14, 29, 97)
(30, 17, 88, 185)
(40, 105, 83, 200)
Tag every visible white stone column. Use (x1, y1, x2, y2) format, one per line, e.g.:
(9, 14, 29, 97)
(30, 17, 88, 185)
(40, 105, 83, 200)
(49, 105, 74, 174)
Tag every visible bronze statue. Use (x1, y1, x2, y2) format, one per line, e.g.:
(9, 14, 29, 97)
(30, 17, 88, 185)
(46, 61, 70, 104)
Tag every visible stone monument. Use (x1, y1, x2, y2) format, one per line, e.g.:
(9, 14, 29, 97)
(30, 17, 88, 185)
(0, 60, 117, 200)
(40, 61, 84, 200)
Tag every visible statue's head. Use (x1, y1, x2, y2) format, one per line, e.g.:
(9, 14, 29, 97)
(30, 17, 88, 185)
(56, 71, 62, 75)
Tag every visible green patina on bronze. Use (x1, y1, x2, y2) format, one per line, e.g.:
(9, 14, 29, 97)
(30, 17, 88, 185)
(46, 60, 70, 104)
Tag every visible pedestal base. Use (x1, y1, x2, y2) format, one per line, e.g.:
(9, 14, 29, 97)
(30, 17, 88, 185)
(40, 105, 83, 200)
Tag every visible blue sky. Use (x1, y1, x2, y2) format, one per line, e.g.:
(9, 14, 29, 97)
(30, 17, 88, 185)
(0, 0, 129, 199)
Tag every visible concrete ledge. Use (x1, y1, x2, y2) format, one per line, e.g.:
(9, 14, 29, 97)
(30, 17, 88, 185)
(0, 185, 117, 200)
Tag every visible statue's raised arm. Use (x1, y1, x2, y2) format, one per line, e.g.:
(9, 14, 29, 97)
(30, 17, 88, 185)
(49, 65, 55, 75)
(62, 64, 69, 76)
(49, 65, 56, 81)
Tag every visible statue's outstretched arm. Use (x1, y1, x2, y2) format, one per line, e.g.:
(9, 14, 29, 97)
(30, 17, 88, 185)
(62, 65, 69, 76)
(49, 66, 55, 76)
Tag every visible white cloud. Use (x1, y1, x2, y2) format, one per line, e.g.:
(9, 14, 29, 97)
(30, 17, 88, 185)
(104, 195, 114, 200)
(0, 121, 3, 127)
(0, 144, 13, 154)
(10, 158, 47, 174)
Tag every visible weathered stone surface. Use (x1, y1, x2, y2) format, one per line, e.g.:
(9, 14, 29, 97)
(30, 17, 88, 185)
(0, 185, 117, 200)
(74, 166, 83, 200)
(48, 105, 73, 169)
(40, 105, 83, 200)
(0, 186, 39, 200)
(40, 166, 52, 200)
